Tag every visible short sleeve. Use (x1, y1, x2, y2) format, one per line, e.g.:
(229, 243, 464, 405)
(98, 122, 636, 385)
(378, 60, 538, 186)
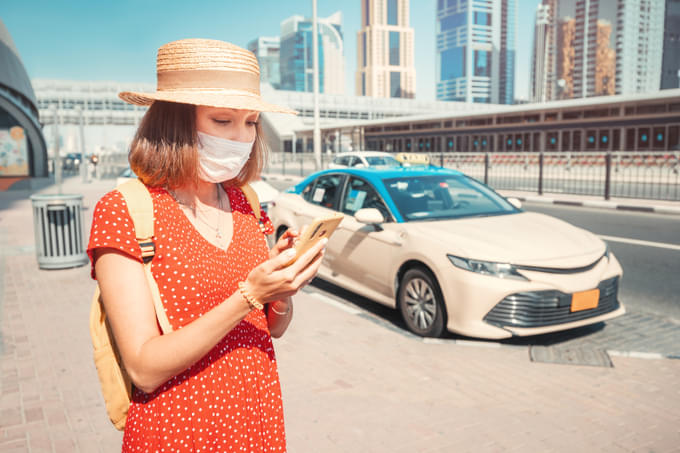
(87, 189, 143, 279)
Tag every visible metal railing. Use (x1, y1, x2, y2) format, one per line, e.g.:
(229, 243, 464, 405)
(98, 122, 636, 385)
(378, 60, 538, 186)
(93, 151, 679, 201)
(265, 151, 680, 201)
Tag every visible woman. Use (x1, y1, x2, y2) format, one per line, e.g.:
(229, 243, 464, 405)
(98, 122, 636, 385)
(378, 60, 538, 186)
(88, 39, 323, 451)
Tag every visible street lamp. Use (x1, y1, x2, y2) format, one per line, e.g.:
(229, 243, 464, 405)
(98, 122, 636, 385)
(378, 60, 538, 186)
(312, 0, 321, 170)
(52, 105, 62, 194)
(77, 105, 88, 183)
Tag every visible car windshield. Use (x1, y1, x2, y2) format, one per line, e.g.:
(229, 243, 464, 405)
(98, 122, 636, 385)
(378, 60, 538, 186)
(365, 155, 400, 166)
(383, 174, 519, 221)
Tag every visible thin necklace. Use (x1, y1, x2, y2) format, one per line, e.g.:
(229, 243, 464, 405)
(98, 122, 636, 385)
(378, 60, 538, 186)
(170, 185, 224, 239)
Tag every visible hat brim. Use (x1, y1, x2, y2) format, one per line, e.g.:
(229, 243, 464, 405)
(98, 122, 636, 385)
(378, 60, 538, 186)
(119, 90, 297, 115)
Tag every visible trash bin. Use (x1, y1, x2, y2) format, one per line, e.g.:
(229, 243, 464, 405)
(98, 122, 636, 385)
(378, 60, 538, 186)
(30, 193, 88, 269)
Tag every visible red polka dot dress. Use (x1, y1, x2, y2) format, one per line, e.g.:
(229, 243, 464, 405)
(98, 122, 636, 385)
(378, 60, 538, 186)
(87, 185, 286, 452)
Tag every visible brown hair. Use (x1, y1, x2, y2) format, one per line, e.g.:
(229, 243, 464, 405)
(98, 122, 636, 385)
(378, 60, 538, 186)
(129, 101, 268, 189)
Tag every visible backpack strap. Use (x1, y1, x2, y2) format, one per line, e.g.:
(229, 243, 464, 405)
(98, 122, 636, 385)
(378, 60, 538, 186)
(116, 179, 173, 335)
(239, 183, 261, 222)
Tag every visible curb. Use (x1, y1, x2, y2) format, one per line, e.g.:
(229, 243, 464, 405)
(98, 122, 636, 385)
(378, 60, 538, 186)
(263, 173, 302, 184)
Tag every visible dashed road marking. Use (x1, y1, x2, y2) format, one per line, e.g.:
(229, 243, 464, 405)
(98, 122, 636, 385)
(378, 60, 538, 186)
(599, 235, 680, 251)
(607, 350, 669, 360)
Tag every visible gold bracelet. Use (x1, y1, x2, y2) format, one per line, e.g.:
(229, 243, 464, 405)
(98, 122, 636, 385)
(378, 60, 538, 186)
(237, 282, 264, 310)
(269, 302, 290, 316)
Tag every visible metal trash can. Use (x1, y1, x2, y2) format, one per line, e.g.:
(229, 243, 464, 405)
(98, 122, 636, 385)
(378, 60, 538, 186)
(30, 193, 88, 269)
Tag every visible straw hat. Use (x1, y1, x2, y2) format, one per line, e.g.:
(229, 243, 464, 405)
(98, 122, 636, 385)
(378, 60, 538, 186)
(119, 39, 296, 114)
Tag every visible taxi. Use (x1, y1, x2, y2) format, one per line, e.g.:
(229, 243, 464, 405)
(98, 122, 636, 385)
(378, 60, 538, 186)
(268, 165, 625, 339)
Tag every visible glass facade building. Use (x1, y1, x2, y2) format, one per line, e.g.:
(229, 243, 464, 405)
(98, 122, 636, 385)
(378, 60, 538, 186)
(615, 0, 665, 95)
(247, 37, 281, 89)
(500, 0, 515, 104)
(279, 12, 345, 95)
(436, 0, 515, 104)
(661, 0, 680, 89)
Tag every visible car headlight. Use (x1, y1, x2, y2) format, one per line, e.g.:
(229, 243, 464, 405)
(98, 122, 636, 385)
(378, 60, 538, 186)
(447, 254, 528, 281)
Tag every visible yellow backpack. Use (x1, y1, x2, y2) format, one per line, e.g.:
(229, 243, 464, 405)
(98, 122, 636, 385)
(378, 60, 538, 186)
(89, 179, 262, 430)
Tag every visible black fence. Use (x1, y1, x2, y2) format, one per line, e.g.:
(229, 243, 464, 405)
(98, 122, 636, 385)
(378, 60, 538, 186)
(265, 151, 680, 201)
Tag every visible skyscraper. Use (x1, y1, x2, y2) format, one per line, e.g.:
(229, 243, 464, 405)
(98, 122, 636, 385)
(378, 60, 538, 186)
(436, 0, 516, 104)
(661, 0, 680, 89)
(556, 17, 576, 99)
(499, 0, 516, 104)
(616, 0, 665, 95)
(247, 37, 281, 89)
(573, 0, 618, 98)
(356, 0, 416, 98)
(530, 3, 552, 102)
(279, 12, 345, 94)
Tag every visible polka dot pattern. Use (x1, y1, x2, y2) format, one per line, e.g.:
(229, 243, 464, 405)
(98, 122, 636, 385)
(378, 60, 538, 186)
(88, 186, 285, 452)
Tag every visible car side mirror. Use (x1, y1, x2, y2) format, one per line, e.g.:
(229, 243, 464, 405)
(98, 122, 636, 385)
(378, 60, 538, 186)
(507, 197, 522, 210)
(355, 208, 384, 225)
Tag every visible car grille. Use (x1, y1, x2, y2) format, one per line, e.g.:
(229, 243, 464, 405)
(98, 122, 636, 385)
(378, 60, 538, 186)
(483, 277, 620, 329)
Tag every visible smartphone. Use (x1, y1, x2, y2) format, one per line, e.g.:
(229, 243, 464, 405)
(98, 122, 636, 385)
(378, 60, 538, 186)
(283, 212, 344, 267)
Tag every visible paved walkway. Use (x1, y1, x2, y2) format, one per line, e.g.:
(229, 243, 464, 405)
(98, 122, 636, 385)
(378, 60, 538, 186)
(0, 177, 678, 452)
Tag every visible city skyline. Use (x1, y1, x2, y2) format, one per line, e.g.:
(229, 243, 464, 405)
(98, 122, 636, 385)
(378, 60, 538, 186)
(1, 0, 540, 103)
(530, 0, 672, 102)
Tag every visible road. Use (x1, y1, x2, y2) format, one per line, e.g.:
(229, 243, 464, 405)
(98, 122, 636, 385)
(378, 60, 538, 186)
(266, 178, 680, 322)
(521, 203, 680, 321)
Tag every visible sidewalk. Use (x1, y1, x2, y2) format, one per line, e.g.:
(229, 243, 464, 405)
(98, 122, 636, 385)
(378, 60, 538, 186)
(262, 172, 680, 216)
(1, 177, 679, 452)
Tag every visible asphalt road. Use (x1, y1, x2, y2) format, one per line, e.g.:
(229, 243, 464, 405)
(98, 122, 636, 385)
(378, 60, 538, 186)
(267, 178, 680, 322)
(520, 203, 680, 321)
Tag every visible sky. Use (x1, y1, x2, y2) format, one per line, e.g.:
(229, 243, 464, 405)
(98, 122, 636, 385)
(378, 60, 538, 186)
(2, 0, 538, 102)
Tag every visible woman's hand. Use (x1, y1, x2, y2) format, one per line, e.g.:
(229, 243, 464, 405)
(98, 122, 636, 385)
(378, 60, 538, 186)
(245, 234, 327, 304)
(269, 229, 298, 259)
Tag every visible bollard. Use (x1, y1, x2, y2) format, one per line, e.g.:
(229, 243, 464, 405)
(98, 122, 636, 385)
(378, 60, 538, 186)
(30, 194, 88, 269)
(604, 152, 612, 200)
(538, 152, 544, 195)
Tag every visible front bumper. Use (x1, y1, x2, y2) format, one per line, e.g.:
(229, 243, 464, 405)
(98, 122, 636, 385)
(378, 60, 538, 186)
(483, 276, 621, 329)
(437, 250, 624, 339)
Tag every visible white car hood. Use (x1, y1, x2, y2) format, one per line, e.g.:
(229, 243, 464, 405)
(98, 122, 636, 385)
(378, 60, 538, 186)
(408, 212, 605, 268)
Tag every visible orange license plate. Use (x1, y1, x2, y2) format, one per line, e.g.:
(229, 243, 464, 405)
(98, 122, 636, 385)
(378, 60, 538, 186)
(570, 289, 600, 312)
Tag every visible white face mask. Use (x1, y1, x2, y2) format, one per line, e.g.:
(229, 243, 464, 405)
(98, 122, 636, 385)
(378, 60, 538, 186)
(196, 131, 255, 183)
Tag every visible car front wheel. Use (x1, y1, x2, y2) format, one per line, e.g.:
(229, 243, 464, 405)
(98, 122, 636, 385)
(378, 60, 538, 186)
(398, 268, 446, 337)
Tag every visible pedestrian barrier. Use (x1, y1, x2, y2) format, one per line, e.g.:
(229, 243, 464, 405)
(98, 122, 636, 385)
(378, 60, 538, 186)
(30, 193, 88, 269)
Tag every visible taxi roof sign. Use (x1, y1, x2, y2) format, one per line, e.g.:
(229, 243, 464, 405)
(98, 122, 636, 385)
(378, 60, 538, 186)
(395, 153, 431, 165)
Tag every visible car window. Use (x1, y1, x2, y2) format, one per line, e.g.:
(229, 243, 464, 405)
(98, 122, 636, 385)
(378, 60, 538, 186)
(307, 174, 344, 209)
(341, 177, 391, 221)
(365, 155, 400, 167)
(334, 156, 349, 166)
(301, 181, 316, 202)
(383, 174, 518, 221)
(348, 156, 362, 167)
